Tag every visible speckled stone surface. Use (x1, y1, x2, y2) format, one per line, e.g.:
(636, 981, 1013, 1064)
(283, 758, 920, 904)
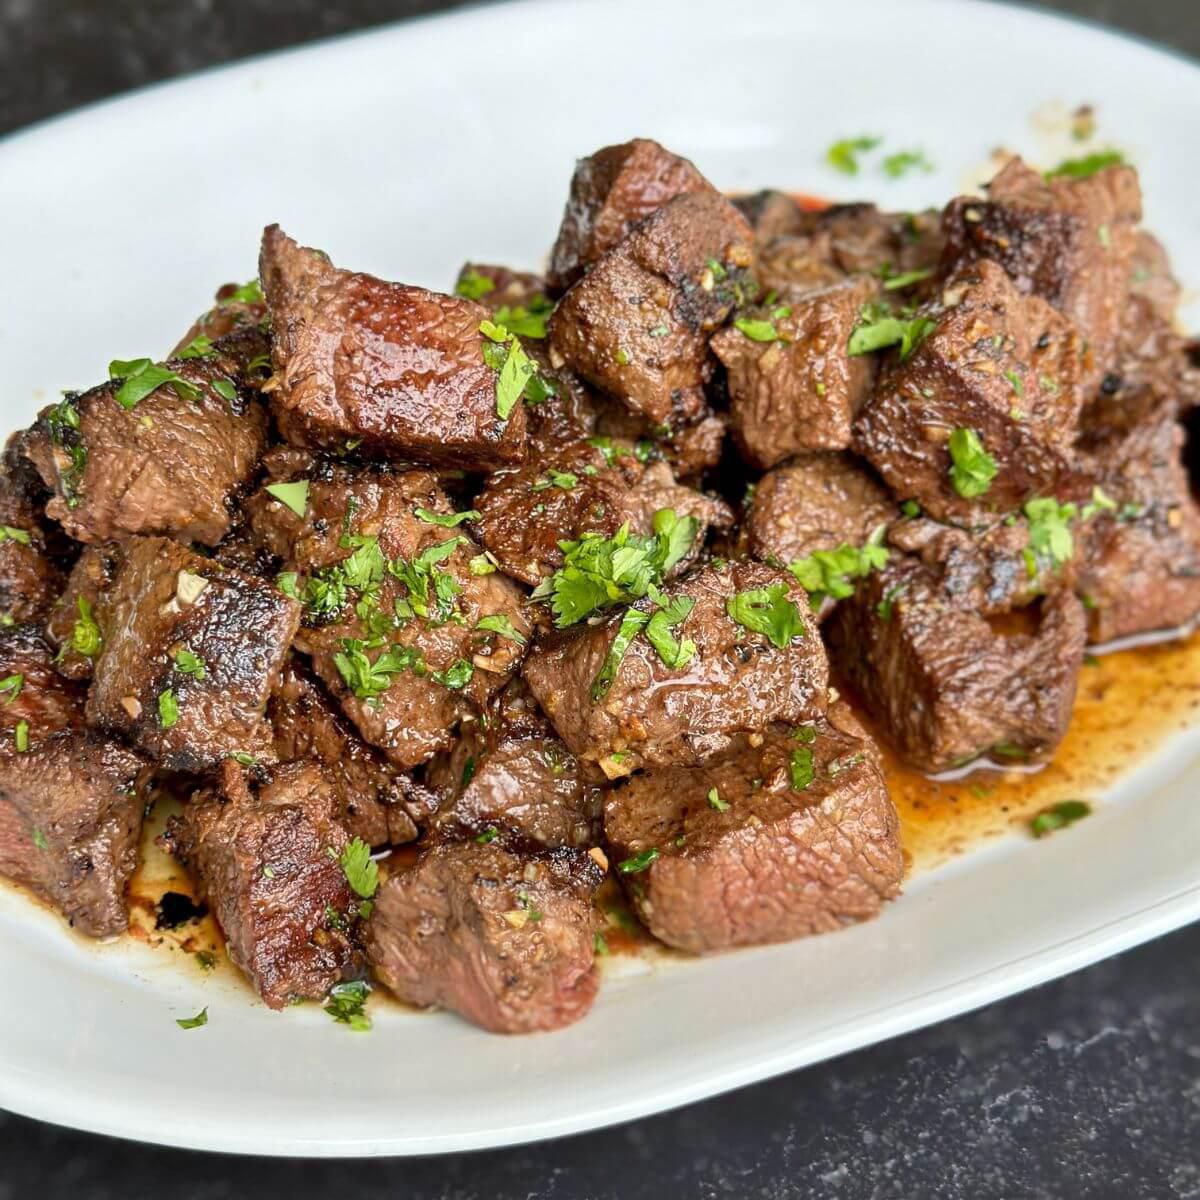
(0, 2, 1198, 1197)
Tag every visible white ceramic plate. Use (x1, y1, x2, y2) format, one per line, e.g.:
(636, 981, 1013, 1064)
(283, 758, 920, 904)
(1, 0, 1198, 1157)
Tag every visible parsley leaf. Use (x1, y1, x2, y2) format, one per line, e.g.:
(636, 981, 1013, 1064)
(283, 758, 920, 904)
(264, 480, 309, 519)
(948, 428, 998, 499)
(493, 295, 554, 339)
(0, 526, 30, 546)
(707, 787, 729, 812)
(13, 720, 29, 753)
(0, 674, 23, 703)
(644, 595, 697, 670)
(109, 359, 200, 410)
(882, 149, 934, 178)
(173, 648, 207, 680)
(725, 583, 805, 648)
(177, 334, 215, 360)
(469, 553, 497, 576)
(339, 837, 380, 899)
(1030, 799, 1091, 837)
(455, 270, 496, 300)
(531, 469, 578, 492)
(733, 317, 780, 343)
(881, 266, 934, 291)
(476, 614, 527, 645)
(158, 688, 179, 729)
(826, 135, 881, 175)
(1045, 151, 1124, 180)
(1024, 497, 1078, 571)
(70, 594, 102, 658)
(432, 659, 474, 690)
(176, 1007, 208, 1030)
(788, 525, 889, 609)
(789, 744, 815, 791)
(333, 640, 425, 700)
(618, 848, 660, 874)
(325, 980, 371, 1032)
(847, 305, 936, 360)
(590, 608, 651, 701)
(480, 321, 538, 420)
(414, 506, 479, 527)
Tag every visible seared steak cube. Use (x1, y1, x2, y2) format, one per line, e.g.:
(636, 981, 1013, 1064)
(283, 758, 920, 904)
(714, 276, 880, 467)
(941, 157, 1140, 383)
(548, 192, 753, 427)
(22, 340, 269, 546)
(604, 706, 903, 953)
(546, 138, 716, 292)
(246, 455, 531, 768)
(365, 836, 603, 1033)
(168, 760, 359, 1009)
(473, 437, 732, 585)
(259, 226, 527, 470)
(427, 681, 603, 849)
(87, 538, 300, 771)
(827, 558, 1087, 772)
(43, 543, 120, 681)
(0, 626, 146, 938)
(523, 561, 828, 776)
(1076, 418, 1200, 642)
(853, 260, 1084, 523)
(270, 658, 429, 846)
(742, 453, 895, 565)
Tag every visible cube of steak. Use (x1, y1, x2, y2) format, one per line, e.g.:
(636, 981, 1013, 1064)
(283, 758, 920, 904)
(270, 658, 428, 846)
(827, 558, 1086, 772)
(246, 455, 531, 767)
(1075, 418, 1200, 642)
(0, 626, 146, 937)
(427, 680, 604, 849)
(43, 543, 121, 681)
(365, 836, 603, 1033)
(853, 261, 1084, 524)
(743, 453, 896, 565)
(168, 760, 359, 1008)
(22, 341, 269, 546)
(522, 561, 828, 776)
(941, 157, 1140, 384)
(546, 138, 716, 292)
(259, 226, 527, 470)
(521, 352, 603, 460)
(548, 192, 753, 427)
(714, 276, 880, 467)
(603, 706, 903, 953)
(171, 281, 268, 357)
(473, 437, 732, 585)
(87, 538, 300, 771)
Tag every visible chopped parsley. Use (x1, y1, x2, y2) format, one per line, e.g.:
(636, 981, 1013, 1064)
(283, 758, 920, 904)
(414, 506, 479, 527)
(881, 266, 934, 291)
(0, 526, 30, 545)
(211, 378, 238, 403)
(469, 553, 497, 576)
(1030, 799, 1091, 838)
(158, 689, 179, 729)
(733, 317, 780, 343)
(224, 279, 263, 305)
(707, 787, 729, 813)
(476, 614, 527, 645)
(826, 135, 881, 175)
(1004, 369, 1024, 397)
(173, 647, 207, 680)
(531, 508, 698, 627)
(68, 596, 102, 657)
(590, 608, 651, 701)
(847, 304, 936, 360)
(789, 744, 815, 791)
(1045, 151, 1124, 180)
(900, 499, 921, 518)
(618, 848, 660, 874)
(725, 582, 805, 648)
(177, 334, 215, 360)
(480, 320, 539, 420)
(333, 640, 425, 700)
(475, 826, 499, 845)
(644, 595, 697, 670)
(432, 659, 474, 690)
(1023, 497, 1078, 572)
(13, 720, 29, 753)
(108, 358, 200, 410)
(45, 394, 86, 508)
(455, 270, 496, 300)
(229, 751, 258, 767)
(493, 294, 554, 339)
(264, 480, 309, 519)
(176, 1007, 208, 1030)
(31, 828, 48, 851)
(532, 469, 578, 492)
(788, 525, 889, 609)
(0, 674, 23, 704)
(339, 837, 380, 900)
(882, 149, 934, 178)
(876, 582, 908, 622)
(947, 428, 998, 499)
(325, 980, 371, 1032)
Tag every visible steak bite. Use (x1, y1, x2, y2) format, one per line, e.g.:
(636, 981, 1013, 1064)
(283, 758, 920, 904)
(1075, 418, 1200, 642)
(546, 138, 716, 292)
(0, 439, 67, 625)
(259, 226, 528, 471)
(714, 275, 880, 468)
(22, 338, 270, 546)
(270, 658, 430, 847)
(522, 561, 828, 776)
(742, 453, 896, 566)
(365, 836, 603, 1033)
(827, 558, 1087, 772)
(941, 157, 1141, 383)
(603, 706, 903, 954)
(87, 537, 300, 772)
(43, 543, 120, 681)
(247, 454, 531, 768)
(473, 437, 732, 586)
(427, 680, 604, 849)
(0, 626, 146, 938)
(853, 260, 1085, 524)
(167, 759, 360, 1009)
(548, 191, 753, 427)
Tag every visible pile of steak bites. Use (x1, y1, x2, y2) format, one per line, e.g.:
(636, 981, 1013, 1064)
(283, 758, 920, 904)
(1, 138, 1196, 1033)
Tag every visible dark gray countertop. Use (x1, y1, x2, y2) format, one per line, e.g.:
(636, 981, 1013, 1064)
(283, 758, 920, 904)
(1, 2, 1198, 1196)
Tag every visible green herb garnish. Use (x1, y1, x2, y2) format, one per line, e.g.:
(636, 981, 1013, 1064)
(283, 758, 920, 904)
(265, 480, 309, 519)
(173, 648, 207, 681)
(325, 980, 371, 1032)
(826, 135, 881, 175)
(725, 583, 804, 649)
(108, 359, 200, 410)
(1045, 151, 1124, 180)
(414, 506, 479, 527)
(618, 848, 660, 875)
(1030, 799, 1091, 837)
(948, 428, 998, 499)
(339, 837, 380, 899)
(176, 1007, 208, 1030)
